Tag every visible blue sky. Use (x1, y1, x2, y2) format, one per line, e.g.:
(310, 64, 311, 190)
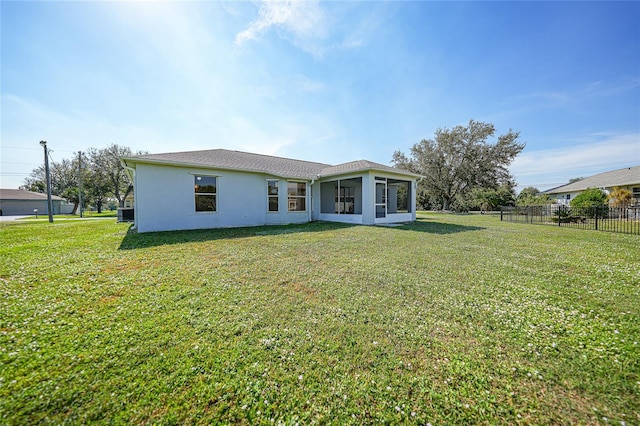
(2, 1, 639, 191)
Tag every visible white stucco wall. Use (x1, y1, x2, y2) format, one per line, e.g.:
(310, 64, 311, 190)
(134, 164, 309, 233)
(132, 163, 418, 232)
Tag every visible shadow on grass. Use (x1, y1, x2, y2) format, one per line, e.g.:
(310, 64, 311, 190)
(119, 217, 485, 250)
(118, 221, 357, 250)
(395, 218, 485, 234)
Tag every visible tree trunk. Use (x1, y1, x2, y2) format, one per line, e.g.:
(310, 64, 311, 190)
(120, 185, 133, 208)
(70, 201, 79, 215)
(442, 198, 451, 211)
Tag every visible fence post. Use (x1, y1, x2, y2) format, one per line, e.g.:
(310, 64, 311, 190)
(500, 207, 503, 221)
(595, 206, 598, 231)
(558, 206, 562, 227)
(530, 207, 534, 224)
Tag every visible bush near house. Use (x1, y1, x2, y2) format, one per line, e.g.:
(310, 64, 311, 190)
(570, 187, 608, 208)
(1, 214, 638, 424)
(609, 187, 634, 207)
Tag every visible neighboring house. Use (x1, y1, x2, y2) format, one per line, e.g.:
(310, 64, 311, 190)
(121, 194, 134, 209)
(545, 165, 640, 205)
(0, 189, 73, 216)
(121, 149, 421, 233)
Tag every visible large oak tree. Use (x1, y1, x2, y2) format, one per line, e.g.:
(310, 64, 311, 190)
(393, 120, 525, 210)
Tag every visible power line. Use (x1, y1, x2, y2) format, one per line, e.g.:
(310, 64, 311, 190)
(0, 161, 39, 166)
(2, 145, 76, 153)
(1, 145, 41, 151)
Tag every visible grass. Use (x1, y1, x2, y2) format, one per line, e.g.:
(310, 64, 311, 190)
(1, 213, 638, 424)
(20, 210, 117, 220)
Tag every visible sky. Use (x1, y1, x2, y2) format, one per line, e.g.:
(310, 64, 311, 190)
(2, 1, 639, 192)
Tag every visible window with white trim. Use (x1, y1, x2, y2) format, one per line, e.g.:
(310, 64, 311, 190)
(194, 175, 217, 212)
(287, 182, 306, 212)
(268, 180, 279, 212)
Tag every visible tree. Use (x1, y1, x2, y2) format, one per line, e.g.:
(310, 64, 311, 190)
(468, 184, 516, 211)
(393, 120, 525, 210)
(516, 186, 552, 206)
(51, 158, 82, 214)
(568, 177, 584, 184)
(85, 159, 112, 213)
(22, 157, 83, 214)
(22, 143, 143, 214)
(87, 144, 137, 208)
(570, 188, 607, 208)
(21, 165, 46, 193)
(608, 187, 633, 207)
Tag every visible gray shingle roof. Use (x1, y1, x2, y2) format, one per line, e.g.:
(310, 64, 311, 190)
(545, 165, 640, 194)
(123, 149, 419, 180)
(125, 149, 330, 179)
(318, 160, 421, 178)
(0, 189, 65, 201)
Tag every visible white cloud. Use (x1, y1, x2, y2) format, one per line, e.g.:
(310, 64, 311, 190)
(295, 74, 326, 93)
(506, 78, 640, 113)
(234, 1, 393, 58)
(235, 1, 325, 55)
(510, 133, 640, 190)
(336, 2, 391, 51)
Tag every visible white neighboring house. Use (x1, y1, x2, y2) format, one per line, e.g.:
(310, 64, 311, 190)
(0, 189, 74, 216)
(121, 149, 421, 233)
(545, 165, 640, 205)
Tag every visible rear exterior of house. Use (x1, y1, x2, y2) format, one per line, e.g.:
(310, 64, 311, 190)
(121, 150, 420, 233)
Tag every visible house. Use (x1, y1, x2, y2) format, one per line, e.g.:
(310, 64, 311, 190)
(120, 149, 421, 233)
(0, 189, 73, 216)
(545, 165, 640, 205)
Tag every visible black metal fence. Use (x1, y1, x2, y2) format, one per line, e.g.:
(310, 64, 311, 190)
(500, 204, 640, 235)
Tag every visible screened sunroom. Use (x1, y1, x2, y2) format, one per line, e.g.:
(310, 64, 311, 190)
(314, 172, 416, 225)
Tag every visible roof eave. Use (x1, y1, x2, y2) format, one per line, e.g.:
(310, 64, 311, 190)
(319, 167, 422, 179)
(120, 156, 316, 181)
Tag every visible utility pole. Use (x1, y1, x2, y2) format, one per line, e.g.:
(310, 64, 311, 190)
(39, 140, 54, 223)
(78, 151, 84, 218)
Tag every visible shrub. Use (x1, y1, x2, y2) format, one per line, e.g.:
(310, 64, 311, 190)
(608, 187, 633, 207)
(570, 188, 607, 208)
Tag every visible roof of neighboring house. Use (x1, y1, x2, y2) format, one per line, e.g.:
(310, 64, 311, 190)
(545, 165, 640, 194)
(0, 189, 65, 201)
(122, 149, 421, 180)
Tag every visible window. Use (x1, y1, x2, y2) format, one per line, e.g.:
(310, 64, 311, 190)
(287, 182, 306, 212)
(194, 175, 216, 212)
(268, 180, 279, 212)
(633, 187, 640, 201)
(336, 186, 355, 214)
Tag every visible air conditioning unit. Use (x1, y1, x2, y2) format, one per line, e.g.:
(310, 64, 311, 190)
(117, 208, 134, 222)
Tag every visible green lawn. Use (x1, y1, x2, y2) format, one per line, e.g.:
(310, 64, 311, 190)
(1, 213, 638, 424)
(19, 210, 117, 220)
